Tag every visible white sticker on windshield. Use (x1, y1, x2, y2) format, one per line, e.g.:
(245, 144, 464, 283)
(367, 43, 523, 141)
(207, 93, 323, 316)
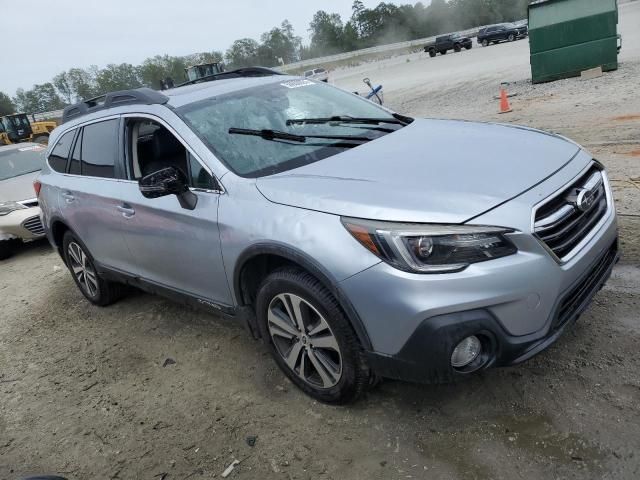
(280, 79, 315, 89)
(18, 145, 45, 152)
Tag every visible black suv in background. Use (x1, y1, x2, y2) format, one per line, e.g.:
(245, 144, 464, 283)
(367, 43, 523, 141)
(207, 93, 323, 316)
(424, 34, 473, 57)
(477, 23, 528, 47)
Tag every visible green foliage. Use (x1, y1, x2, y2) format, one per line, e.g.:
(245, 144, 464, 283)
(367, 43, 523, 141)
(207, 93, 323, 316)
(94, 63, 142, 94)
(308, 11, 345, 57)
(0, 92, 15, 116)
(14, 83, 65, 113)
(8, 0, 529, 113)
(225, 38, 261, 68)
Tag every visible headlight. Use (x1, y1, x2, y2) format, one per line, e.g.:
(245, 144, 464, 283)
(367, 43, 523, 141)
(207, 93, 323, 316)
(0, 201, 27, 216)
(342, 217, 518, 273)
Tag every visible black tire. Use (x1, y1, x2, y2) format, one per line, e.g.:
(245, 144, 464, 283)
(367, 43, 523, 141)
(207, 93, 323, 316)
(33, 135, 49, 145)
(482, 39, 489, 47)
(256, 268, 371, 404)
(0, 240, 15, 260)
(440, 50, 447, 55)
(508, 34, 515, 42)
(454, 44, 461, 52)
(465, 44, 472, 50)
(62, 231, 123, 306)
(429, 49, 436, 58)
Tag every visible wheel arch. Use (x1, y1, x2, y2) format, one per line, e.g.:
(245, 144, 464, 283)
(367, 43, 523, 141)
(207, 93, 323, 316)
(49, 217, 74, 263)
(233, 242, 373, 350)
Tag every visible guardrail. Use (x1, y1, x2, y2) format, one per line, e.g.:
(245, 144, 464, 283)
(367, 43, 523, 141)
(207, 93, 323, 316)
(279, 26, 487, 73)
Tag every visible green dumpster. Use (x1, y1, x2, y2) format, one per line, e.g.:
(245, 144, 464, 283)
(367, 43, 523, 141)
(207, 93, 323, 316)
(529, 0, 621, 84)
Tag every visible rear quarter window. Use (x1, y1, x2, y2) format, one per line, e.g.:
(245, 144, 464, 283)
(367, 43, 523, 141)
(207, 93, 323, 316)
(48, 130, 75, 173)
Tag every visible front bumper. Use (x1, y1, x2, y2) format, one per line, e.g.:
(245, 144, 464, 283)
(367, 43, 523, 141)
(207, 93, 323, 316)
(363, 239, 618, 383)
(0, 207, 45, 241)
(339, 158, 618, 383)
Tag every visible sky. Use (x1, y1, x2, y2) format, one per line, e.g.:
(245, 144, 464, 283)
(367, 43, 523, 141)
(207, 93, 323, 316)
(2, 0, 406, 96)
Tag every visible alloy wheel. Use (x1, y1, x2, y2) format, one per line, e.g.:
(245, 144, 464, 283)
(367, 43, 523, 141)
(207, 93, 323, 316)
(67, 242, 99, 298)
(267, 293, 343, 389)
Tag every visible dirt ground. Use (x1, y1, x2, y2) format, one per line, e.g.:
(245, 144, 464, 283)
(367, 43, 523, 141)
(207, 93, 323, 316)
(2, 9, 640, 480)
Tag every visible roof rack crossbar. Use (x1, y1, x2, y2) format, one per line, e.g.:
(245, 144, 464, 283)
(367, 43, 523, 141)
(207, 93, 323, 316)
(176, 66, 285, 87)
(62, 87, 169, 124)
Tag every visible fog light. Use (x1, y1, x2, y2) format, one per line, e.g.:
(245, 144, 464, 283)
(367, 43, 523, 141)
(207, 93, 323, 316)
(451, 336, 482, 368)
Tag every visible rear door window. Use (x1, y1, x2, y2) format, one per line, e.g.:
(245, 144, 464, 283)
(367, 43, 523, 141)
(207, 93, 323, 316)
(48, 130, 75, 173)
(81, 119, 119, 179)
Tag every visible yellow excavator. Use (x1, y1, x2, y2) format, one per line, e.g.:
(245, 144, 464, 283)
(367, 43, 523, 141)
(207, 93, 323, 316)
(0, 113, 57, 145)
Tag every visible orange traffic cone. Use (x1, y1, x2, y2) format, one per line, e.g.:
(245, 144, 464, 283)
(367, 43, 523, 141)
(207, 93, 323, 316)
(499, 84, 512, 114)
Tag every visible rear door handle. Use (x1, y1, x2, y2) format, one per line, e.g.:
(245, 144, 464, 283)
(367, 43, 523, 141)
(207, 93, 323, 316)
(117, 205, 136, 218)
(62, 192, 75, 203)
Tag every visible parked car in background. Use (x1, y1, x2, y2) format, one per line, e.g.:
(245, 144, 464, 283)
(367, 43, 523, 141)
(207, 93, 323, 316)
(0, 143, 46, 259)
(513, 19, 529, 30)
(425, 33, 473, 57)
(477, 23, 528, 47)
(38, 70, 618, 403)
(304, 67, 329, 82)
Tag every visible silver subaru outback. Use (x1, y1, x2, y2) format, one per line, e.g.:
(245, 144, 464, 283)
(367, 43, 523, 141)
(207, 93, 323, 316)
(37, 70, 618, 403)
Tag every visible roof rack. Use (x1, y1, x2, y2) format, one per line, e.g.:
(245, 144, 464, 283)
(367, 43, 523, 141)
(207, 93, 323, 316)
(176, 66, 285, 87)
(62, 88, 169, 124)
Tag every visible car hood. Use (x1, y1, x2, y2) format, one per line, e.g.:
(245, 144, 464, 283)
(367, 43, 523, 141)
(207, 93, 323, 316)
(255, 119, 580, 223)
(0, 171, 40, 203)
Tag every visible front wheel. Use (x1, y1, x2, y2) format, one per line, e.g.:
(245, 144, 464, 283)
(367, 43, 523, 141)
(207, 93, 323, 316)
(256, 268, 371, 404)
(429, 49, 436, 58)
(32, 135, 49, 145)
(454, 44, 461, 52)
(440, 50, 447, 55)
(482, 39, 489, 47)
(508, 34, 515, 42)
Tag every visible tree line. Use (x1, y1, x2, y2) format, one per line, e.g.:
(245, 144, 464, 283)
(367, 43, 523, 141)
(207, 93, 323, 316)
(0, 0, 528, 116)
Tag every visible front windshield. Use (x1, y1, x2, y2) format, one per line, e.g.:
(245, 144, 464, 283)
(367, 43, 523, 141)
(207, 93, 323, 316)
(177, 80, 402, 177)
(0, 145, 46, 181)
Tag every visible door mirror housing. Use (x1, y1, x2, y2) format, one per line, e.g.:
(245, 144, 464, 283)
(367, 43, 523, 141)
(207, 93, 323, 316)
(138, 166, 197, 210)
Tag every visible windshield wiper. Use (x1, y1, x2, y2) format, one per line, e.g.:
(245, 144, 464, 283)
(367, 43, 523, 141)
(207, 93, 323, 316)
(228, 127, 372, 143)
(285, 116, 406, 126)
(228, 128, 306, 142)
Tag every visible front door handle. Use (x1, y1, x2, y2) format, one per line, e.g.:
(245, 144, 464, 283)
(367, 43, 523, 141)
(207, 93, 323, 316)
(117, 205, 136, 218)
(62, 192, 75, 203)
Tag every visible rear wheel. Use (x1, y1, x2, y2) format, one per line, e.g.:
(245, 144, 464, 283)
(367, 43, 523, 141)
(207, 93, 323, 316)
(508, 34, 515, 42)
(454, 44, 461, 52)
(429, 49, 436, 58)
(440, 50, 447, 55)
(62, 231, 123, 306)
(32, 135, 49, 145)
(256, 268, 371, 404)
(465, 44, 472, 50)
(482, 39, 489, 47)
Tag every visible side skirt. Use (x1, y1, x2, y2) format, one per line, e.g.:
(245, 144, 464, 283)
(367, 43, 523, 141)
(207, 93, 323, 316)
(95, 262, 237, 318)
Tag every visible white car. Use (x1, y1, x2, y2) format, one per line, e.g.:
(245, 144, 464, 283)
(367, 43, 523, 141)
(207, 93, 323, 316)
(0, 143, 46, 259)
(303, 67, 329, 83)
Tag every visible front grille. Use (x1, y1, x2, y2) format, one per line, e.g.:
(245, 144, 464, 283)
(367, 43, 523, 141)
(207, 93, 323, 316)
(534, 165, 608, 260)
(553, 240, 618, 331)
(22, 215, 45, 236)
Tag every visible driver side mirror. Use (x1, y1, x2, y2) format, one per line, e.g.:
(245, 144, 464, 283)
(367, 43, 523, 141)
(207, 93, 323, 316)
(138, 166, 198, 210)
